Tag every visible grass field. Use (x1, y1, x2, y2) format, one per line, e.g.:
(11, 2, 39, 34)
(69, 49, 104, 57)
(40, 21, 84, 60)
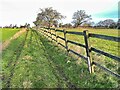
(2, 28, 119, 88)
(53, 28, 119, 56)
(40, 27, 119, 81)
(64, 28, 119, 36)
(0, 28, 20, 42)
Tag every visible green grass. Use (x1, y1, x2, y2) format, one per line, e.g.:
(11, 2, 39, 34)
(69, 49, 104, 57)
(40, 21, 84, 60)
(53, 28, 119, 55)
(2, 29, 119, 88)
(40, 28, 119, 83)
(46, 28, 119, 88)
(0, 28, 20, 42)
(65, 28, 119, 36)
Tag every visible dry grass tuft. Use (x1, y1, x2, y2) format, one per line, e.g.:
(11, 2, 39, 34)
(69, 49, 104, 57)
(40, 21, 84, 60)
(23, 80, 32, 88)
(22, 55, 32, 60)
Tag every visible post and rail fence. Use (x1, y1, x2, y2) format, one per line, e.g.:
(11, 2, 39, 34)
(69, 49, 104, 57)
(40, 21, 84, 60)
(34, 27, 120, 78)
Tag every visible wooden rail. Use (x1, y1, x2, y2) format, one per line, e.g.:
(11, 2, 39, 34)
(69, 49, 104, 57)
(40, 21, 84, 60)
(89, 33, 120, 42)
(39, 27, 120, 78)
(67, 40, 86, 48)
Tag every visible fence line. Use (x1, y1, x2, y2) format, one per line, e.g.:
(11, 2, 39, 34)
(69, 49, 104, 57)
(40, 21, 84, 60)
(38, 27, 120, 78)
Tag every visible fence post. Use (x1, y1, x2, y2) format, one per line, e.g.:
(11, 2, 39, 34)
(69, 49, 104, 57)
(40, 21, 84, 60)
(55, 29, 58, 45)
(51, 29, 53, 41)
(42, 28, 44, 36)
(43, 29, 47, 37)
(63, 29, 69, 55)
(50, 29, 52, 42)
(46, 29, 49, 40)
(44, 29, 47, 37)
(46, 29, 48, 37)
(42, 29, 44, 36)
(83, 30, 94, 73)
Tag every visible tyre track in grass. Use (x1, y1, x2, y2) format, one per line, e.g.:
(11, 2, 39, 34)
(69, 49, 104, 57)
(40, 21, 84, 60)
(3, 31, 28, 69)
(7, 29, 61, 88)
(33, 30, 78, 89)
(3, 29, 77, 88)
(33, 30, 64, 88)
(9, 29, 37, 88)
(18, 29, 49, 87)
(2, 30, 28, 84)
(28, 30, 47, 87)
(22, 29, 38, 83)
(3, 30, 29, 88)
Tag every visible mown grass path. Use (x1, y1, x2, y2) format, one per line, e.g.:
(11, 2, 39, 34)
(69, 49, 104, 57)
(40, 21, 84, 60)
(2, 29, 77, 88)
(0, 28, 26, 52)
(2, 29, 118, 88)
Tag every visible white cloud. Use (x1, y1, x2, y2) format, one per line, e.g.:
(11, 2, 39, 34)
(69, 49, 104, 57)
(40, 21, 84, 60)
(0, 0, 119, 26)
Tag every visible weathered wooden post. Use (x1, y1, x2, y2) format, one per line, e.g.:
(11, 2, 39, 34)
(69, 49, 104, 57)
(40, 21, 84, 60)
(47, 28, 49, 38)
(55, 29, 58, 45)
(42, 28, 44, 36)
(49, 28, 51, 41)
(43, 28, 46, 36)
(43, 29, 47, 37)
(83, 30, 94, 73)
(50, 29, 53, 41)
(63, 29, 69, 55)
(45, 29, 47, 37)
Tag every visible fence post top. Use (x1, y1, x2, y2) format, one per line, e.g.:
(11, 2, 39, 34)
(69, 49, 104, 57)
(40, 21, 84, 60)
(83, 30, 88, 32)
(63, 29, 66, 32)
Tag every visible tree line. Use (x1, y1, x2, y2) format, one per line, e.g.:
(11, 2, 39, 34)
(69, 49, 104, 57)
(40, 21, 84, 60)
(33, 7, 119, 29)
(1, 23, 30, 29)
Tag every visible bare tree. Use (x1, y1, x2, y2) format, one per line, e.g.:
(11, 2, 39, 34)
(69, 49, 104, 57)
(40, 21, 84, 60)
(35, 7, 65, 28)
(103, 19, 116, 28)
(72, 10, 92, 27)
(96, 21, 104, 27)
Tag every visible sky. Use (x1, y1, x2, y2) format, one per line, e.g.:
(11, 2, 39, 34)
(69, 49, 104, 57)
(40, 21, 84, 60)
(0, 0, 119, 27)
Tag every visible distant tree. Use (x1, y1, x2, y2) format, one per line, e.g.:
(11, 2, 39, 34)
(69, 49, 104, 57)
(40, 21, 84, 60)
(96, 19, 117, 28)
(62, 23, 72, 28)
(9, 24, 12, 28)
(33, 20, 41, 27)
(82, 21, 95, 27)
(35, 7, 65, 28)
(103, 19, 116, 28)
(96, 21, 104, 27)
(26, 24, 30, 28)
(90, 22, 95, 27)
(59, 23, 63, 27)
(72, 10, 92, 27)
(34, 13, 46, 27)
(52, 20, 58, 27)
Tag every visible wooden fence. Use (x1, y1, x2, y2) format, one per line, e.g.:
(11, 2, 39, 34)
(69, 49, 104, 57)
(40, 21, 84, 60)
(38, 27, 120, 78)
